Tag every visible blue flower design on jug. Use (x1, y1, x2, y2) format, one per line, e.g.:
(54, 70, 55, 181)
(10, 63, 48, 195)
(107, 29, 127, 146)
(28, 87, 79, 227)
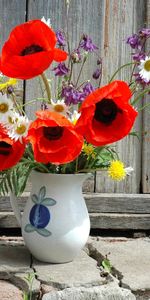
(24, 186, 56, 237)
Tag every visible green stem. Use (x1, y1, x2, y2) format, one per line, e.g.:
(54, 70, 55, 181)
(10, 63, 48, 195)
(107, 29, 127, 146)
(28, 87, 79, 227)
(40, 73, 52, 103)
(131, 88, 150, 105)
(109, 62, 136, 83)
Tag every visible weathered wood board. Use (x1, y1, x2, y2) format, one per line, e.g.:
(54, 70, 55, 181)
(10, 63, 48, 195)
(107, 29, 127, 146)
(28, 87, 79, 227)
(0, 0, 150, 231)
(1, 193, 150, 214)
(1, 193, 150, 230)
(1, 211, 150, 230)
(142, 0, 150, 193)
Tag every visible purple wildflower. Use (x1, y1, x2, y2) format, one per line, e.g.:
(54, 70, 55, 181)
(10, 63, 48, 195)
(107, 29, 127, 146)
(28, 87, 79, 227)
(79, 34, 98, 52)
(139, 28, 150, 38)
(7, 86, 14, 94)
(71, 49, 82, 63)
(83, 82, 95, 96)
(126, 34, 141, 49)
(53, 63, 69, 76)
(61, 85, 85, 105)
(132, 52, 146, 61)
(93, 68, 101, 80)
(41, 102, 48, 110)
(56, 30, 66, 47)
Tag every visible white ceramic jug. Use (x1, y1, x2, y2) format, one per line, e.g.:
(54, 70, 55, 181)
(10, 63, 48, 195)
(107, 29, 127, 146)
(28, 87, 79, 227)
(10, 171, 90, 263)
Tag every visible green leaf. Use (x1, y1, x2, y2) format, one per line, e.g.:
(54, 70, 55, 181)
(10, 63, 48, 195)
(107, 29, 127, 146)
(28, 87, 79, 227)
(24, 224, 35, 233)
(38, 186, 46, 202)
(102, 258, 112, 273)
(129, 131, 140, 142)
(11, 168, 18, 196)
(35, 228, 52, 237)
(17, 165, 33, 196)
(31, 194, 38, 204)
(41, 198, 56, 206)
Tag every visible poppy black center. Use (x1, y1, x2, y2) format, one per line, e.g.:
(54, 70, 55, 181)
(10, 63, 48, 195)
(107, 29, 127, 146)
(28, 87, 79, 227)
(0, 141, 12, 155)
(43, 127, 64, 141)
(94, 98, 122, 124)
(20, 44, 43, 56)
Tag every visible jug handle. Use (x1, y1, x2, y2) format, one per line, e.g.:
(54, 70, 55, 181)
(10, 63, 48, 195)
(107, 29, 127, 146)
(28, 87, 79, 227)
(9, 191, 22, 227)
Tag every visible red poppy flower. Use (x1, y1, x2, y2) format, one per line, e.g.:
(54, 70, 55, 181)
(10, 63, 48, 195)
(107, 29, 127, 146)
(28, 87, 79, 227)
(27, 111, 83, 164)
(0, 127, 25, 171)
(0, 20, 67, 80)
(76, 80, 138, 146)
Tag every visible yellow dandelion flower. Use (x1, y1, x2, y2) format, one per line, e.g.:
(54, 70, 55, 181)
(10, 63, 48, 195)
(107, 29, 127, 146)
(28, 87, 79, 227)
(82, 143, 96, 158)
(108, 160, 126, 181)
(0, 78, 17, 91)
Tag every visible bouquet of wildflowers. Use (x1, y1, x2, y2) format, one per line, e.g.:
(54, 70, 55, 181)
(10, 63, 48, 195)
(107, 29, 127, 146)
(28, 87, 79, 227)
(0, 7, 150, 196)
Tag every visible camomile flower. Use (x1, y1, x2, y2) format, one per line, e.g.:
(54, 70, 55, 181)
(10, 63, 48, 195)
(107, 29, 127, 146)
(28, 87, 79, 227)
(108, 160, 133, 181)
(7, 115, 30, 143)
(70, 110, 81, 125)
(0, 94, 13, 123)
(41, 16, 51, 27)
(3, 111, 20, 128)
(139, 56, 150, 82)
(48, 99, 69, 115)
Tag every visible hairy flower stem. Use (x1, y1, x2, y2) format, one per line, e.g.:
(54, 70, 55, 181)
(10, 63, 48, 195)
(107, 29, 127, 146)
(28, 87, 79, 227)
(76, 57, 87, 87)
(131, 87, 150, 105)
(18, 98, 49, 110)
(98, 63, 102, 87)
(138, 101, 150, 112)
(109, 62, 136, 83)
(66, 1, 71, 56)
(40, 73, 51, 103)
(11, 93, 23, 115)
(69, 61, 73, 84)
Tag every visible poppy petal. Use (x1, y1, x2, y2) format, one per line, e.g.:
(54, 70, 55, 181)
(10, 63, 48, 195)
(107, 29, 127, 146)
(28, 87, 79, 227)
(0, 128, 25, 171)
(28, 111, 83, 164)
(53, 48, 68, 62)
(76, 80, 137, 146)
(0, 20, 67, 79)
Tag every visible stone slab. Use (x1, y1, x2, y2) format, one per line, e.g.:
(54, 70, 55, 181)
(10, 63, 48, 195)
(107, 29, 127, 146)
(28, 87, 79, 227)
(0, 280, 23, 300)
(42, 282, 136, 300)
(0, 243, 31, 276)
(0, 241, 39, 296)
(33, 250, 106, 289)
(88, 237, 150, 292)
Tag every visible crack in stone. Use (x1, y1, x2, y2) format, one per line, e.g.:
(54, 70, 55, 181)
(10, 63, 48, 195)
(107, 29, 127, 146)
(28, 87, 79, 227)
(86, 242, 123, 283)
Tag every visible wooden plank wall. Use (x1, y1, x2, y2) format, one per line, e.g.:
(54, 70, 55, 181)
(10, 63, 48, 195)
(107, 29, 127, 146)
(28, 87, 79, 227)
(0, 0, 150, 231)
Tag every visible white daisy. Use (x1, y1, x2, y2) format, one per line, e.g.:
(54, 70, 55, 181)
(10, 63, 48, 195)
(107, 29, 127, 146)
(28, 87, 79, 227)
(0, 94, 13, 123)
(125, 166, 134, 176)
(70, 110, 81, 125)
(48, 99, 69, 115)
(3, 111, 20, 129)
(41, 16, 51, 27)
(139, 56, 150, 82)
(7, 115, 30, 143)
